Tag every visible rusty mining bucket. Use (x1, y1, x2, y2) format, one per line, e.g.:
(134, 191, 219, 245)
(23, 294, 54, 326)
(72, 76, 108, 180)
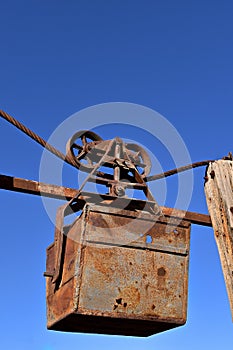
(44, 201, 190, 337)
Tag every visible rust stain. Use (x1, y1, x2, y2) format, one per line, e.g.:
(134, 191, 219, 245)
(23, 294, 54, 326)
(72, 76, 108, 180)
(157, 267, 167, 290)
(113, 285, 141, 311)
(91, 248, 114, 276)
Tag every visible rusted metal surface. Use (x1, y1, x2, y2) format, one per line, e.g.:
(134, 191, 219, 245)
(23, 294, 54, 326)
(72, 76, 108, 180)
(205, 160, 233, 318)
(65, 131, 159, 219)
(45, 203, 190, 336)
(66, 130, 152, 177)
(0, 174, 212, 226)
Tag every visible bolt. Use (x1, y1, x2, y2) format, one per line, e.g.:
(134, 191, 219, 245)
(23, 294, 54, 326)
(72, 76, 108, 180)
(114, 185, 125, 197)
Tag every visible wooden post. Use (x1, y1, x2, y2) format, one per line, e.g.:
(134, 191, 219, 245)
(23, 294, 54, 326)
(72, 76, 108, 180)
(205, 160, 233, 319)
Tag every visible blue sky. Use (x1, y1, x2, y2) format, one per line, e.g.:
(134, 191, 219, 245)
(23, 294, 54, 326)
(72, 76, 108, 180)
(0, 1, 233, 349)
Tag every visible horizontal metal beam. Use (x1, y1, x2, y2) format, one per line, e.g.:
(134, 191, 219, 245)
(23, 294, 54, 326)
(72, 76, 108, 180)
(0, 174, 212, 227)
(0, 174, 78, 199)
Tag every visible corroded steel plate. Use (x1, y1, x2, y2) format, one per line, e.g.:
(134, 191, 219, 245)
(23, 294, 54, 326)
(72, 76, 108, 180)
(45, 204, 190, 337)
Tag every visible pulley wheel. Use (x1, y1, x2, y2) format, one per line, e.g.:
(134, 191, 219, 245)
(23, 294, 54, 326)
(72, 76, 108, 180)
(66, 130, 103, 171)
(125, 143, 151, 177)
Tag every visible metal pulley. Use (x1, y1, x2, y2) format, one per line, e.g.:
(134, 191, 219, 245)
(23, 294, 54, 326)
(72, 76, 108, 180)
(66, 130, 152, 177)
(66, 130, 104, 171)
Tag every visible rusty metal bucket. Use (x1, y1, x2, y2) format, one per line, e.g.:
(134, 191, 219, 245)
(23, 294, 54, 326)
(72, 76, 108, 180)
(45, 203, 190, 337)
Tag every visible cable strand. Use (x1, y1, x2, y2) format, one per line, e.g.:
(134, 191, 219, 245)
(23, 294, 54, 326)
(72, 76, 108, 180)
(145, 160, 214, 182)
(1, 109, 216, 180)
(0, 110, 78, 168)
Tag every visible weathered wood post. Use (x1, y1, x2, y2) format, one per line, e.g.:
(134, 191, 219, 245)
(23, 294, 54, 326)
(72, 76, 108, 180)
(205, 159, 233, 319)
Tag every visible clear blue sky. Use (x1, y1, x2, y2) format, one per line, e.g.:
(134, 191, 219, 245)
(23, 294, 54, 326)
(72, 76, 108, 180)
(0, 1, 232, 349)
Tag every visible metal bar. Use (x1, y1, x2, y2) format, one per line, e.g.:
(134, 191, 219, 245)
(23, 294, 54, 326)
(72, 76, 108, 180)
(0, 173, 212, 226)
(0, 174, 78, 199)
(159, 206, 212, 227)
(89, 175, 147, 190)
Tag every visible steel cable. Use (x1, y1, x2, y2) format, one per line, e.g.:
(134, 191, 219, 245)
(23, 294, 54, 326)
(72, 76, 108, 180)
(145, 160, 214, 182)
(0, 109, 78, 168)
(0, 109, 215, 181)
